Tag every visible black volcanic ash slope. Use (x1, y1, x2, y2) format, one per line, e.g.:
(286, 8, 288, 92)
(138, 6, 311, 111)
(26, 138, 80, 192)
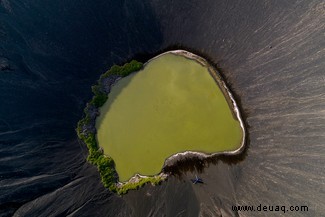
(0, 0, 324, 217)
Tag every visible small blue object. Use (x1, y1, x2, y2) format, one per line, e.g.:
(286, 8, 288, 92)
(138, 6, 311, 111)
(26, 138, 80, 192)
(191, 175, 204, 184)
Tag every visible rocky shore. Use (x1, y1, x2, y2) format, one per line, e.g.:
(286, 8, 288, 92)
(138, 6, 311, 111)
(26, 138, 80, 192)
(81, 75, 121, 136)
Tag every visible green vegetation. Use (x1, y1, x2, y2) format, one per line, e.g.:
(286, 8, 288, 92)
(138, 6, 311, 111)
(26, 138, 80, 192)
(76, 59, 165, 195)
(99, 60, 143, 80)
(89, 86, 108, 107)
(89, 60, 143, 107)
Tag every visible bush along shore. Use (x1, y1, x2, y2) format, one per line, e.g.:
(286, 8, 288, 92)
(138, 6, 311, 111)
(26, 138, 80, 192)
(76, 60, 165, 195)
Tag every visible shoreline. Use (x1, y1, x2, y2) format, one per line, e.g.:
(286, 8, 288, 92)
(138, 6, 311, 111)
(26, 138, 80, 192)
(77, 50, 246, 193)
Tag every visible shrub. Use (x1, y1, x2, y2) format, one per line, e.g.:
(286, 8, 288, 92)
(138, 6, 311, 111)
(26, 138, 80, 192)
(100, 60, 143, 80)
(90, 93, 108, 107)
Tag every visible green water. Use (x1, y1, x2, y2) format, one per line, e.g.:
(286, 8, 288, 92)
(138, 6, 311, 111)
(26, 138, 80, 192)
(96, 53, 243, 182)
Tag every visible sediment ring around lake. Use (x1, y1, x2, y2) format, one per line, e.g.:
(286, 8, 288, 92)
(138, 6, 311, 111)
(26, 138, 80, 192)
(95, 50, 246, 183)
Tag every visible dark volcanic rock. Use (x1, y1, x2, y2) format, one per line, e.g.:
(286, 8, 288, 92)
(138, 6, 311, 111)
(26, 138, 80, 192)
(101, 75, 121, 94)
(0, 57, 10, 71)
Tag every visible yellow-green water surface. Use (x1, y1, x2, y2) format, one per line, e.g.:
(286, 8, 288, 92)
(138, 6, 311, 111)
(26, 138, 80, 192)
(96, 53, 243, 182)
